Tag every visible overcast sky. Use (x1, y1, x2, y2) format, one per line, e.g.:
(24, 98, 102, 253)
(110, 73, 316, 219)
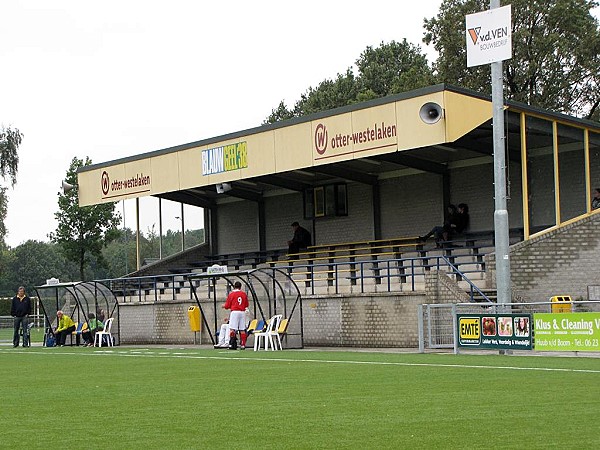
(2, 1, 596, 248)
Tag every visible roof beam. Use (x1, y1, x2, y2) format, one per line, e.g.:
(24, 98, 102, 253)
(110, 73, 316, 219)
(307, 164, 378, 185)
(156, 191, 216, 209)
(252, 175, 311, 192)
(373, 153, 447, 174)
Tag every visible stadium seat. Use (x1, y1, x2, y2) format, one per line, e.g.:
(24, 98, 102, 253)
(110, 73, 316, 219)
(94, 317, 114, 347)
(69, 322, 87, 346)
(246, 319, 258, 334)
(253, 315, 282, 351)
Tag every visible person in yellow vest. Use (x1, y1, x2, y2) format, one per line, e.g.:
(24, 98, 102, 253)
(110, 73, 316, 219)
(54, 310, 76, 347)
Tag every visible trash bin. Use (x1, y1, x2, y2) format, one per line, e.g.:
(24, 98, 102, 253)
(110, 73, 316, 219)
(550, 295, 572, 313)
(187, 306, 201, 332)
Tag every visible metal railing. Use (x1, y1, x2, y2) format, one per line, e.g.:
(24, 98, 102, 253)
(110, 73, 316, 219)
(97, 253, 490, 303)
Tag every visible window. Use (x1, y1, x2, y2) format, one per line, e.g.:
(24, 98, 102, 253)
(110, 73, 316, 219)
(304, 183, 348, 219)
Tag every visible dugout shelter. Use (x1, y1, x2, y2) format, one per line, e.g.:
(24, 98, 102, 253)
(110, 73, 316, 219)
(76, 84, 600, 268)
(34, 281, 120, 346)
(188, 267, 303, 348)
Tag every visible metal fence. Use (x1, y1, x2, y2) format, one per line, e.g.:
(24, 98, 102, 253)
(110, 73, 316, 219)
(0, 314, 46, 343)
(97, 254, 491, 303)
(418, 300, 600, 353)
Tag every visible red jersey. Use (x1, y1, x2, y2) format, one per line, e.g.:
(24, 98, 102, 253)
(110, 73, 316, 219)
(224, 289, 249, 311)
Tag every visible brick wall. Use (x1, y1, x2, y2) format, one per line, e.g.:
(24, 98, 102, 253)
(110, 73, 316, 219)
(380, 172, 442, 237)
(119, 293, 429, 347)
(265, 192, 305, 250)
(217, 200, 259, 254)
(315, 183, 374, 244)
(300, 293, 426, 347)
(486, 212, 600, 302)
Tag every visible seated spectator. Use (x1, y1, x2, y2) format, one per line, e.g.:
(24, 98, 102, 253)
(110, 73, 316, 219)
(592, 188, 600, 210)
(287, 221, 311, 257)
(81, 313, 104, 347)
(54, 310, 76, 347)
(418, 203, 469, 247)
(452, 203, 470, 237)
(214, 316, 230, 348)
(418, 204, 458, 247)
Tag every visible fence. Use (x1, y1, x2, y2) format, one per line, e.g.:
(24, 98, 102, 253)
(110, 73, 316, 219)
(418, 300, 600, 353)
(0, 314, 46, 343)
(98, 255, 491, 303)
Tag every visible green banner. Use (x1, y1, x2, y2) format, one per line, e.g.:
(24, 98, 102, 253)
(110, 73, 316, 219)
(533, 312, 600, 352)
(457, 314, 532, 350)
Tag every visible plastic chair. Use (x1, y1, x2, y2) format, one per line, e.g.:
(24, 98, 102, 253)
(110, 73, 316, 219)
(94, 317, 114, 347)
(253, 315, 282, 351)
(273, 318, 289, 350)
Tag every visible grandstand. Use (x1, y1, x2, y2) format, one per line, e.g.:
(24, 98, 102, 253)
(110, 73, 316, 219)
(76, 84, 600, 347)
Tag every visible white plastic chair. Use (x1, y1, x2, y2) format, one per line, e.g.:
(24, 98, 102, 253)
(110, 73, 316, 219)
(253, 315, 282, 351)
(94, 317, 114, 347)
(273, 318, 289, 350)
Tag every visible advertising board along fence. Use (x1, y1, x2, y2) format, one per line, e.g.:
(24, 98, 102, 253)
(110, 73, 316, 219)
(418, 300, 600, 354)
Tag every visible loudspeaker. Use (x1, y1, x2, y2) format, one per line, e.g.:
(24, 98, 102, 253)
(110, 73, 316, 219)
(61, 180, 74, 193)
(419, 102, 444, 124)
(216, 182, 232, 194)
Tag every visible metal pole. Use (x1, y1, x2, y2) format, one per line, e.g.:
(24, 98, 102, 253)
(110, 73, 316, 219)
(180, 203, 185, 252)
(159, 198, 163, 260)
(491, 0, 511, 306)
(136, 198, 141, 270)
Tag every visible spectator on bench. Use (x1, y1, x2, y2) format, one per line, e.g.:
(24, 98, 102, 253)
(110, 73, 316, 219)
(418, 203, 469, 247)
(214, 316, 230, 348)
(81, 313, 104, 347)
(592, 188, 600, 210)
(287, 221, 311, 258)
(54, 310, 76, 347)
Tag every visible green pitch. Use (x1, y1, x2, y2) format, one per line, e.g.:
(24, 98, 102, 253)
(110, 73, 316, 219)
(1, 346, 598, 449)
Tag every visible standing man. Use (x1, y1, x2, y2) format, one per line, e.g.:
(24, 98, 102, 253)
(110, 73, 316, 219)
(222, 281, 249, 350)
(54, 310, 76, 347)
(11, 286, 32, 348)
(287, 221, 312, 257)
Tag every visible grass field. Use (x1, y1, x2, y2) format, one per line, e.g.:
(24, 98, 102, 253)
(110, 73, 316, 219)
(1, 345, 599, 449)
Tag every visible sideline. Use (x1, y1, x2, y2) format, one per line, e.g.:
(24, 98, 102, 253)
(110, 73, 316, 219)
(2, 347, 600, 374)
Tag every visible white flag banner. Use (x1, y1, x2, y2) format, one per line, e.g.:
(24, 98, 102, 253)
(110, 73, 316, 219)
(466, 4, 512, 67)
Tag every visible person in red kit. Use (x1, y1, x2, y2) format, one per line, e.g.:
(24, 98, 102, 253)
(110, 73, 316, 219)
(222, 281, 249, 350)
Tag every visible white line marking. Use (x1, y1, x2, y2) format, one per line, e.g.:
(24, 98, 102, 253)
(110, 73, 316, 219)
(2, 348, 599, 373)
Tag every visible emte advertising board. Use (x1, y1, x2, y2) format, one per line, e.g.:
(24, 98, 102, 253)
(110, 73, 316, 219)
(457, 313, 532, 350)
(533, 312, 600, 352)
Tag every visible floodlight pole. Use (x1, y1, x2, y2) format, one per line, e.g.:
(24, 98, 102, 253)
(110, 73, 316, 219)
(491, 0, 511, 306)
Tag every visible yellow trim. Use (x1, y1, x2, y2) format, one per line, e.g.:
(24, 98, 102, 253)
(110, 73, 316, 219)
(520, 113, 529, 240)
(584, 129, 591, 211)
(553, 121, 560, 225)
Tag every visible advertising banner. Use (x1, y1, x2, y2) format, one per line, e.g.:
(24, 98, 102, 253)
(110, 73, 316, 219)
(466, 5, 512, 67)
(533, 312, 600, 352)
(457, 313, 532, 350)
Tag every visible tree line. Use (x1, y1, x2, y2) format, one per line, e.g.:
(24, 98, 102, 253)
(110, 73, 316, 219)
(0, 227, 204, 297)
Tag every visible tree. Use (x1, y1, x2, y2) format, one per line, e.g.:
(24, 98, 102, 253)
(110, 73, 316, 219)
(423, 0, 600, 119)
(49, 157, 121, 281)
(355, 39, 436, 100)
(0, 240, 79, 295)
(264, 41, 435, 123)
(0, 126, 24, 243)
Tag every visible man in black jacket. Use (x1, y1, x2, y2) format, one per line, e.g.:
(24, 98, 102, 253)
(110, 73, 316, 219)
(287, 221, 311, 257)
(11, 286, 32, 348)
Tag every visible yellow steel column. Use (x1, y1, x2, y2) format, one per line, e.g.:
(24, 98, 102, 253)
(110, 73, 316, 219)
(584, 129, 591, 211)
(520, 112, 530, 239)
